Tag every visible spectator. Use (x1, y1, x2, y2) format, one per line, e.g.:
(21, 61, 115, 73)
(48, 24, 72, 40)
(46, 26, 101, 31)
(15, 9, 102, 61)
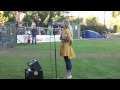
(31, 26, 37, 45)
(25, 29, 31, 35)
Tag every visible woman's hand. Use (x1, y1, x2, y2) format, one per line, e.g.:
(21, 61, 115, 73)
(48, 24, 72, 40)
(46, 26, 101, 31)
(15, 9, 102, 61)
(69, 40, 72, 46)
(60, 36, 62, 40)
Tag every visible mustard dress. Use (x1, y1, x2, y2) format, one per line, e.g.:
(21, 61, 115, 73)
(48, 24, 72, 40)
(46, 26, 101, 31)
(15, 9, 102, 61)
(60, 28, 76, 59)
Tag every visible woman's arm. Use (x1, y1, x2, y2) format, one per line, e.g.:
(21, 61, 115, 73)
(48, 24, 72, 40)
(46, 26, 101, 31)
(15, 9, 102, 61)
(66, 29, 72, 41)
(66, 29, 72, 45)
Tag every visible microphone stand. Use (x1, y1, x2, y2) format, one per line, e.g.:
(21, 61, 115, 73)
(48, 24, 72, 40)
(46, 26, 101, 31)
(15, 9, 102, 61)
(53, 29, 60, 79)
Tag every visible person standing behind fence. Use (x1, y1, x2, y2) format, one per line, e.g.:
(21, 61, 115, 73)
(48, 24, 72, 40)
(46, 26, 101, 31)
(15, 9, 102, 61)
(31, 26, 37, 45)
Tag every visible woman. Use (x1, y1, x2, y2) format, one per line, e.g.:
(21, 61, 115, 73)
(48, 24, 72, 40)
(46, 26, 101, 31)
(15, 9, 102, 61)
(60, 19, 76, 79)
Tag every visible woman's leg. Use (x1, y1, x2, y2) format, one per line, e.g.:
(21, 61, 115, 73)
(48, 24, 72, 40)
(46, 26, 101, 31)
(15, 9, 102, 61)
(64, 56, 72, 70)
(35, 35, 36, 44)
(64, 56, 72, 79)
(32, 36, 34, 44)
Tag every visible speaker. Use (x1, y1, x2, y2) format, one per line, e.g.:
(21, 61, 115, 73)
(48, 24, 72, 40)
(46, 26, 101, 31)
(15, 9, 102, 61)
(25, 69, 43, 79)
(28, 59, 42, 71)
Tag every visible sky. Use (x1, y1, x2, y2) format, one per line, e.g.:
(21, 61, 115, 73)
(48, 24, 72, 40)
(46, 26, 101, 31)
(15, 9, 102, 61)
(71, 11, 105, 17)
(64, 11, 112, 26)
(64, 11, 105, 17)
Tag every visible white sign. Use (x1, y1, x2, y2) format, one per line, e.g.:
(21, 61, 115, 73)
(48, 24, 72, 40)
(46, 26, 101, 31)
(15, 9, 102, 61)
(17, 35, 61, 43)
(64, 11, 71, 17)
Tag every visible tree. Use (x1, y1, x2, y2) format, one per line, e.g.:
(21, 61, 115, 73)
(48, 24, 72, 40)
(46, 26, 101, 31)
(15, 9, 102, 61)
(81, 15, 108, 35)
(22, 11, 64, 27)
(22, 15, 32, 26)
(86, 16, 98, 27)
(112, 11, 120, 18)
(0, 11, 14, 25)
(70, 17, 83, 24)
(54, 11, 66, 22)
(22, 11, 48, 27)
(111, 11, 120, 32)
(4, 11, 16, 23)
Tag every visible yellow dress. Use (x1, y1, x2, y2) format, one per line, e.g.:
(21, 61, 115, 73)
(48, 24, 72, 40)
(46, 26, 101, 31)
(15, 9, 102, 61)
(60, 28, 76, 59)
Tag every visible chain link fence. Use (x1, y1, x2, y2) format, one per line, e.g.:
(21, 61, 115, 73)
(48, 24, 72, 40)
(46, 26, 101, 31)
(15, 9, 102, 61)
(70, 22, 81, 40)
(0, 23, 17, 48)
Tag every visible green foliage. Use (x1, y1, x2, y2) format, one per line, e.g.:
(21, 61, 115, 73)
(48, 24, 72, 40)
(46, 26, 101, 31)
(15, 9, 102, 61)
(4, 11, 16, 23)
(70, 17, 84, 24)
(55, 11, 66, 22)
(111, 11, 120, 33)
(86, 16, 98, 26)
(81, 24, 108, 35)
(22, 15, 32, 26)
(113, 25, 120, 33)
(55, 15, 66, 22)
(112, 11, 120, 18)
(80, 16, 108, 35)
(0, 11, 10, 25)
(22, 11, 49, 27)
(22, 11, 63, 27)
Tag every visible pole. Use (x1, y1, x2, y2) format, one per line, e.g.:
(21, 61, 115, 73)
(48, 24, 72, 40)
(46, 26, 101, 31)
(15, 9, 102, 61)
(71, 11, 73, 40)
(104, 11, 106, 28)
(53, 30, 57, 79)
(52, 11, 59, 79)
(78, 11, 80, 39)
(53, 29, 60, 79)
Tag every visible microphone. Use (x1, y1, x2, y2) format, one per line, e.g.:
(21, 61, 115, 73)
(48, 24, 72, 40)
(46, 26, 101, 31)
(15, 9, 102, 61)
(53, 30, 56, 35)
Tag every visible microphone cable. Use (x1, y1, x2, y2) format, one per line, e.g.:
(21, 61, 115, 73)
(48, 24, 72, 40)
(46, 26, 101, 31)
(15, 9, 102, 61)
(49, 27, 54, 78)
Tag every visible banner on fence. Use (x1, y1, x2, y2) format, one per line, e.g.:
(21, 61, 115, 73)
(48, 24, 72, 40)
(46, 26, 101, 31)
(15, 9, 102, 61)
(17, 35, 61, 43)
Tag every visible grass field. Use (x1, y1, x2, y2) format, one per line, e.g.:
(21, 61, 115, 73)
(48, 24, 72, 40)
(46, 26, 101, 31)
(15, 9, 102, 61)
(0, 38, 120, 79)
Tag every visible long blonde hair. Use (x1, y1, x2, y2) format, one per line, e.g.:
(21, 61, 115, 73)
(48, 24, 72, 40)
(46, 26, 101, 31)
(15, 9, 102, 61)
(63, 20, 69, 29)
(63, 20, 73, 40)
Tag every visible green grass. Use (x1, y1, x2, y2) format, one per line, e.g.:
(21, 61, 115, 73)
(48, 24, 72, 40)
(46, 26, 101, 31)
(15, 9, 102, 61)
(0, 38, 120, 79)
